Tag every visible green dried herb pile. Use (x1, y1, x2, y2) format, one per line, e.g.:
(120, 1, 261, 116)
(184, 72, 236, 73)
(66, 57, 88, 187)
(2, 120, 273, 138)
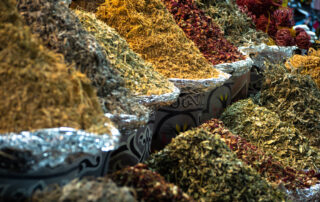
(17, 0, 148, 117)
(96, 0, 220, 80)
(0, 0, 112, 134)
(109, 163, 194, 202)
(221, 99, 320, 171)
(200, 119, 319, 190)
(194, 0, 269, 47)
(147, 128, 285, 201)
(74, 10, 174, 96)
(32, 178, 135, 202)
(259, 63, 320, 147)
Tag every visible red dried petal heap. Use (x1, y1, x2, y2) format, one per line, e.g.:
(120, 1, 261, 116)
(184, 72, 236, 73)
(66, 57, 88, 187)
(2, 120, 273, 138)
(200, 119, 319, 190)
(275, 29, 295, 46)
(236, 0, 311, 49)
(273, 7, 295, 28)
(162, 0, 245, 65)
(296, 29, 312, 49)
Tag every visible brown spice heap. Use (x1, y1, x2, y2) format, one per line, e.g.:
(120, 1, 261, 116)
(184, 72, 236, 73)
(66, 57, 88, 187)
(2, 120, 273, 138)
(194, 0, 269, 47)
(17, 0, 148, 118)
(147, 128, 285, 201)
(109, 163, 194, 202)
(200, 119, 319, 190)
(260, 62, 320, 147)
(74, 10, 174, 96)
(0, 0, 113, 134)
(221, 99, 320, 170)
(96, 0, 219, 80)
(32, 178, 136, 202)
(70, 0, 105, 12)
(285, 48, 320, 88)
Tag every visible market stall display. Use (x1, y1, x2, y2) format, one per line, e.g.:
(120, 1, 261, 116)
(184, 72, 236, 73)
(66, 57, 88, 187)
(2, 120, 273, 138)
(147, 128, 285, 201)
(2, 0, 320, 200)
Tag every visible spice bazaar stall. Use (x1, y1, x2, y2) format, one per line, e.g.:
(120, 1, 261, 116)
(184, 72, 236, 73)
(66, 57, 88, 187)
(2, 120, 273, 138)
(1, 0, 320, 201)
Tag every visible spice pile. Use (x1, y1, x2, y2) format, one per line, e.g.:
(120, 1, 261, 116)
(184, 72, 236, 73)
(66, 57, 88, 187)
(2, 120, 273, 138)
(0, 0, 112, 134)
(70, 0, 105, 12)
(96, 0, 219, 80)
(200, 119, 319, 190)
(258, 62, 320, 147)
(17, 0, 148, 117)
(162, 0, 245, 65)
(236, 0, 311, 49)
(74, 10, 174, 96)
(147, 128, 285, 201)
(194, 0, 269, 47)
(286, 48, 320, 88)
(109, 163, 193, 201)
(220, 99, 320, 170)
(32, 178, 135, 202)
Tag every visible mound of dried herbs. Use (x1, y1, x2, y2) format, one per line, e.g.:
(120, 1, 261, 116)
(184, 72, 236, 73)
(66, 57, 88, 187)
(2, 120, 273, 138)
(194, 0, 269, 47)
(258, 62, 320, 147)
(17, 0, 148, 118)
(162, 0, 245, 65)
(221, 99, 320, 171)
(96, 0, 220, 80)
(286, 49, 320, 88)
(0, 0, 112, 134)
(147, 128, 285, 201)
(32, 178, 135, 202)
(74, 10, 174, 96)
(200, 119, 319, 190)
(109, 163, 193, 202)
(70, 0, 105, 12)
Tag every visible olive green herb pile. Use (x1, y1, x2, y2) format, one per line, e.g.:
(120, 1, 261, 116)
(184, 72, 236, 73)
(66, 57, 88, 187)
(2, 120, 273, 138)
(147, 128, 285, 201)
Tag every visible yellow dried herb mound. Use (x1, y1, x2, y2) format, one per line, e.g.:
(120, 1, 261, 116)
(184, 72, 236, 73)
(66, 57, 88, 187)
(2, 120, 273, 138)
(0, 0, 113, 134)
(285, 49, 320, 88)
(96, 0, 219, 80)
(74, 10, 174, 96)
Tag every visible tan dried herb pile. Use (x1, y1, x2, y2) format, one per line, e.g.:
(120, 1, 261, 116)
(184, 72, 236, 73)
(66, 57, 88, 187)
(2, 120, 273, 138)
(0, 0, 113, 134)
(96, 0, 219, 80)
(147, 128, 285, 201)
(74, 10, 174, 96)
(259, 63, 320, 147)
(194, 0, 269, 47)
(200, 119, 319, 190)
(220, 99, 320, 170)
(285, 48, 320, 88)
(109, 163, 194, 202)
(32, 178, 135, 202)
(17, 0, 148, 118)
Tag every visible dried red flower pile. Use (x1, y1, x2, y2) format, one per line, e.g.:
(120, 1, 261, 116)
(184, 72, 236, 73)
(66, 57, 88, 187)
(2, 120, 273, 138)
(200, 119, 319, 190)
(237, 0, 311, 49)
(162, 0, 245, 65)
